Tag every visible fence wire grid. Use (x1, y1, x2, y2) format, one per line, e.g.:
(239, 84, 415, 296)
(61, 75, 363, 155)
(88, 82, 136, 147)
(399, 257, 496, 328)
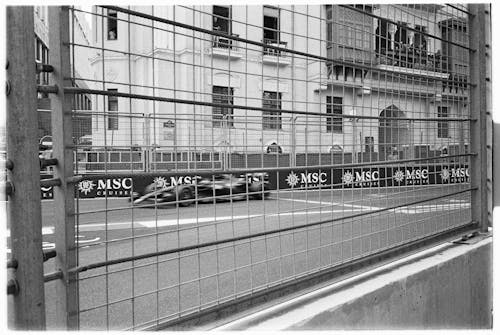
(40, 4, 475, 330)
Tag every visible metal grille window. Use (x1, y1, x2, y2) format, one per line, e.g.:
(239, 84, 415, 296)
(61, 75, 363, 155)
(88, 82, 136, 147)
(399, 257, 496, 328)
(326, 96, 343, 133)
(107, 89, 118, 130)
(212, 86, 234, 127)
(262, 91, 282, 130)
(438, 106, 449, 138)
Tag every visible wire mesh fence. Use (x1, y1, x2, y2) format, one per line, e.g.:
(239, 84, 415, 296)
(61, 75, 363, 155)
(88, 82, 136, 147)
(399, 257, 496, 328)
(39, 4, 475, 330)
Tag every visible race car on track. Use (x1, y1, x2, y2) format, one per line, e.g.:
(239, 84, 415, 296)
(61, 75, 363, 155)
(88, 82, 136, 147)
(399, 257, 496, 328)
(131, 173, 270, 207)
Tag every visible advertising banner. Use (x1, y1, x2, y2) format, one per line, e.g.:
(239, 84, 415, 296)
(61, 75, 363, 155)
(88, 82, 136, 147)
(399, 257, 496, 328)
(272, 164, 469, 189)
(40, 164, 470, 199)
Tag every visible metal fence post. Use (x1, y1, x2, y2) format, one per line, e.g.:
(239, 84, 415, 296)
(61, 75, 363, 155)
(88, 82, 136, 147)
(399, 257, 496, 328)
(48, 6, 78, 329)
(468, 4, 490, 232)
(6, 6, 46, 330)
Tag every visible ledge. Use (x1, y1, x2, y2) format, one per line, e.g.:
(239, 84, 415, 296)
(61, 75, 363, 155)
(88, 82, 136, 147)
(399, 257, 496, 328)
(213, 234, 492, 330)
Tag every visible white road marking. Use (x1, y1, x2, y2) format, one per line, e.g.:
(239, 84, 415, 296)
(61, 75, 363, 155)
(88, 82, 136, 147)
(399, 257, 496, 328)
(13, 199, 470, 238)
(134, 210, 358, 228)
(5, 226, 54, 237)
(275, 197, 469, 214)
(276, 197, 383, 211)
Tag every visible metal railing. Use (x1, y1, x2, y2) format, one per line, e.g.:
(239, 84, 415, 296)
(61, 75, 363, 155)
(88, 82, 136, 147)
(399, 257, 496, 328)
(212, 33, 240, 51)
(263, 38, 288, 56)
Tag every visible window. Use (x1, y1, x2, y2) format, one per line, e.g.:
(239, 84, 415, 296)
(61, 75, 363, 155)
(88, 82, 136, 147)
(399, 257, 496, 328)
(376, 19, 391, 53)
(394, 22, 409, 49)
(263, 6, 279, 42)
(326, 5, 333, 44)
(212, 6, 232, 48)
(262, 91, 282, 130)
(213, 6, 230, 33)
(437, 106, 449, 138)
(326, 96, 343, 133)
(107, 9, 117, 40)
(107, 89, 119, 130)
(212, 86, 234, 128)
(365, 136, 375, 153)
(35, 38, 49, 88)
(263, 6, 280, 54)
(413, 25, 427, 51)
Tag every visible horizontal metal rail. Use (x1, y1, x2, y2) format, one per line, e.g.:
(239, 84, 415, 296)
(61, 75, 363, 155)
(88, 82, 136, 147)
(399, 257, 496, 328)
(69, 187, 474, 274)
(67, 57, 472, 101)
(65, 87, 473, 123)
(69, 109, 472, 125)
(101, 6, 472, 83)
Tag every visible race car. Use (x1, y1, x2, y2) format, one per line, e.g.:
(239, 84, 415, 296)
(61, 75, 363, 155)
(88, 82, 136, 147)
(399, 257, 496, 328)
(131, 172, 270, 207)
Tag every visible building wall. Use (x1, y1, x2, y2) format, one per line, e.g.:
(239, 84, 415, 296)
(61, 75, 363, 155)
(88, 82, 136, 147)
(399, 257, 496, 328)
(89, 5, 468, 158)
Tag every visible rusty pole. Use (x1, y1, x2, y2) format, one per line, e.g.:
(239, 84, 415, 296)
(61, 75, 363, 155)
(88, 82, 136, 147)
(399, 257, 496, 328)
(6, 6, 46, 329)
(48, 6, 79, 329)
(468, 4, 489, 232)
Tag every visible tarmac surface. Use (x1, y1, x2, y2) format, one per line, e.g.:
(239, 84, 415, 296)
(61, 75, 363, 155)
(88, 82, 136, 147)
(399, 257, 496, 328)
(9, 184, 471, 329)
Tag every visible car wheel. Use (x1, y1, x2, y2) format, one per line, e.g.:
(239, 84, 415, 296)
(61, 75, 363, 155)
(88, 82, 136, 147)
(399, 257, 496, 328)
(179, 188, 193, 207)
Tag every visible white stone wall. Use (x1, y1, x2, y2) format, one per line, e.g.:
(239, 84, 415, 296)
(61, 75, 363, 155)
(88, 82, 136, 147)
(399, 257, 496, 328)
(89, 5, 467, 155)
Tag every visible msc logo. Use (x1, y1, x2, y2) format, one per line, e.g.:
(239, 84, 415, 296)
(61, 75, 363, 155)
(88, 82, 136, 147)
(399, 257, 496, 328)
(441, 167, 469, 183)
(403, 168, 429, 185)
(78, 180, 96, 195)
(405, 169, 428, 180)
(393, 170, 405, 183)
(96, 178, 133, 190)
(153, 176, 197, 189)
(77, 178, 133, 196)
(286, 171, 327, 188)
(343, 170, 379, 186)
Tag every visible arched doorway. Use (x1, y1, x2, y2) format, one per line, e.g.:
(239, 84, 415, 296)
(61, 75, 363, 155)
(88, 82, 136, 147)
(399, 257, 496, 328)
(378, 105, 409, 161)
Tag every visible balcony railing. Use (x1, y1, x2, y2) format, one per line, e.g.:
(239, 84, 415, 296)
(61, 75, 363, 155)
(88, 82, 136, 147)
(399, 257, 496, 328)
(212, 33, 239, 51)
(263, 38, 288, 56)
(375, 45, 444, 72)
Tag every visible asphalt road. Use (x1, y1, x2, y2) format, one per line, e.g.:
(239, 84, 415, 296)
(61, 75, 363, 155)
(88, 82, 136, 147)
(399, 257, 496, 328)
(10, 185, 471, 330)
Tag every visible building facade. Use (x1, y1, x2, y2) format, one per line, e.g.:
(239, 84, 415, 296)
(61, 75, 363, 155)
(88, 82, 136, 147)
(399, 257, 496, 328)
(89, 5, 469, 166)
(36, 6, 94, 143)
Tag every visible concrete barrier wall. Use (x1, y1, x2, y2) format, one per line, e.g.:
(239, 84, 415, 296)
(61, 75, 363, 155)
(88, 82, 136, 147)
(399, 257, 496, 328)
(215, 237, 492, 330)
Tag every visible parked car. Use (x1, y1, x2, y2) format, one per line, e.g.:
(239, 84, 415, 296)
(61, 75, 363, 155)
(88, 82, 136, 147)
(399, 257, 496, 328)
(131, 173, 270, 207)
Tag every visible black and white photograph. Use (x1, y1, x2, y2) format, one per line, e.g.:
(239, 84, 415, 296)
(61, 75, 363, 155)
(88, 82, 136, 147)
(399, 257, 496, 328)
(1, 1, 496, 331)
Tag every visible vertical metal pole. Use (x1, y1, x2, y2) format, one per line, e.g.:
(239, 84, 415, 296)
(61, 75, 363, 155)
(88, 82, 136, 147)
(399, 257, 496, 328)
(48, 6, 78, 329)
(468, 4, 489, 232)
(6, 6, 46, 330)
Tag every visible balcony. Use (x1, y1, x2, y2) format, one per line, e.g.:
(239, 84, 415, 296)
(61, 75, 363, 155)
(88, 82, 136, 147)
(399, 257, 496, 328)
(375, 46, 449, 80)
(262, 39, 291, 66)
(210, 33, 243, 59)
